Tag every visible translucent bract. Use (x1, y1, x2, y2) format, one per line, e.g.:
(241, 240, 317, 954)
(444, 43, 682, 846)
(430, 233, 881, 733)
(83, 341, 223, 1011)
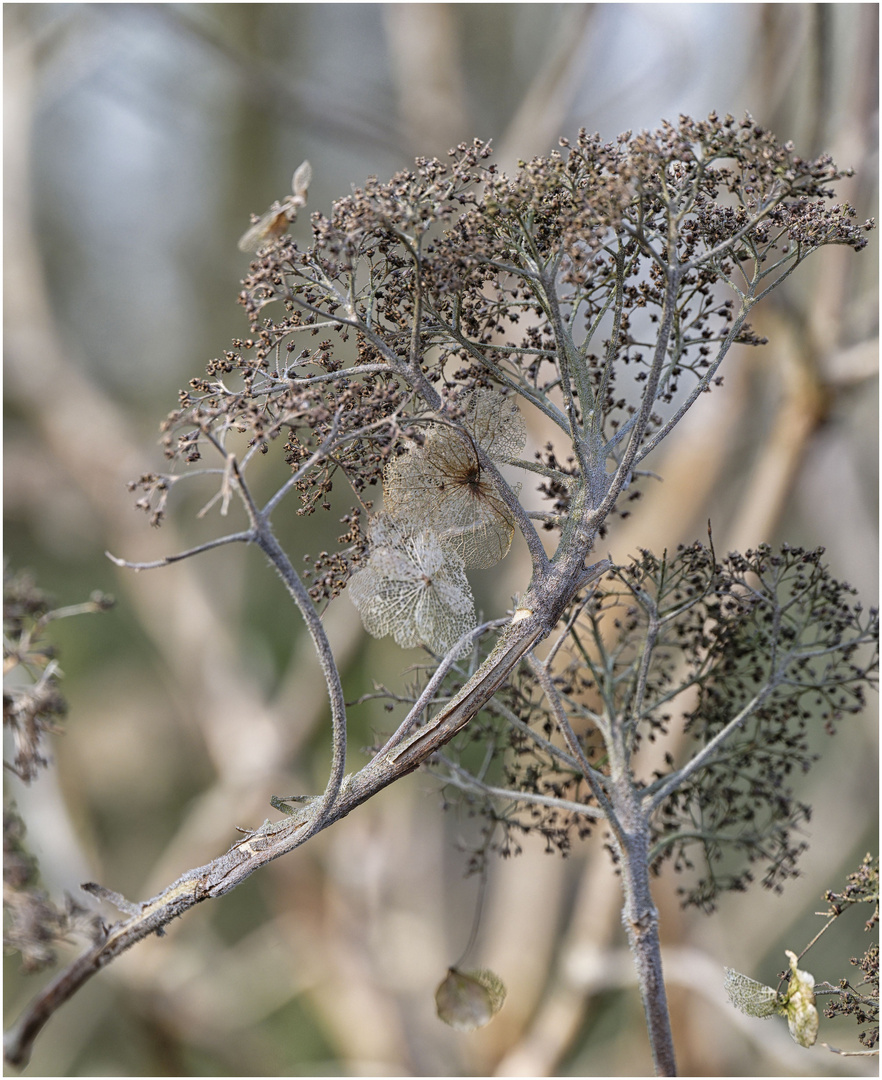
(723, 968, 779, 1018)
(347, 515, 476, 657)
(383, 389, 526, 569)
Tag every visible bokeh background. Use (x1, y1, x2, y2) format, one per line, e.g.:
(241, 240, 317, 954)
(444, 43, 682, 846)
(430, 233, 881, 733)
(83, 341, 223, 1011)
(4, 4, 877, 1076)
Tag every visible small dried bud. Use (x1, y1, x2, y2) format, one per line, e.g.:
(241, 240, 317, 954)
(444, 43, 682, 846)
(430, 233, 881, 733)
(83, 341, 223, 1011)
(292, 160, 312, 199)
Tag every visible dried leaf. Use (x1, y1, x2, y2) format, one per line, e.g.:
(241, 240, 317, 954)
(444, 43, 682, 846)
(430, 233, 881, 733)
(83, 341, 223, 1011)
(723, 967, 780, 1018)
(238, 161, 311, 253)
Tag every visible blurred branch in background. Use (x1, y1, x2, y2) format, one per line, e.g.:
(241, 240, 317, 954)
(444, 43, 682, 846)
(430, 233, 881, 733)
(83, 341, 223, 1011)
(149, 4, 406, 155)
(3, 4, 876, 1076)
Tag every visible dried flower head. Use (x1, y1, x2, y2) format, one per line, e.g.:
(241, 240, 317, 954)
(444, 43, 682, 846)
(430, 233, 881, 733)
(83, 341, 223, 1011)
(347, 514, 476, 657)
(724, 950, 819, 1048)
(383, 389, 526, 569)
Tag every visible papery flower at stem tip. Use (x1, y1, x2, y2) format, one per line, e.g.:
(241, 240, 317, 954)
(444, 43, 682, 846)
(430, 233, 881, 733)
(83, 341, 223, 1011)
(347, 514, 476, 658)
(382, 388, 527, 570)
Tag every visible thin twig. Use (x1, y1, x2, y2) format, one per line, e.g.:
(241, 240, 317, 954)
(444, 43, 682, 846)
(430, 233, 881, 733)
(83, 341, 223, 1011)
(526, 651, 616, 821)
(105, 531, 253, 570)
(374, 618, 509, 759)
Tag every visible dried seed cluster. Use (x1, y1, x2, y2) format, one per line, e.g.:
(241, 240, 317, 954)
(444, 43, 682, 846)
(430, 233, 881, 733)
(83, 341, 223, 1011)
(435, 543, 878, 900)
(136, 115, 872, 593)
(127, 116, 875, 916)
(3, 572, 110, 971)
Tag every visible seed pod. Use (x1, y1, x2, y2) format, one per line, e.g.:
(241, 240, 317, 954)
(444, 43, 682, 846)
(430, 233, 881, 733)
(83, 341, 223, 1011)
(435, 967, 507, 1031)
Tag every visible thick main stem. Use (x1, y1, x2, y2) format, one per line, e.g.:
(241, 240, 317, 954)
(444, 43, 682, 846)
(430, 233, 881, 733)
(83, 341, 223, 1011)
(612, 782, 677, 1076)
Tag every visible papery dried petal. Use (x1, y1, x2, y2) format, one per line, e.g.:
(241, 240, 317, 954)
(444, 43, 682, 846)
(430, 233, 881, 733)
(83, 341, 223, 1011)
(383, 390, 525, 569)
(782, 950, 819, 1048)
(348, 515, 475, 657)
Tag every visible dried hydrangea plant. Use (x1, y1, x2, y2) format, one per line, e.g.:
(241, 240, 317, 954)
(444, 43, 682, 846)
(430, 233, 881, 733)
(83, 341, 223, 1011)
(5, 115, 877, 1075)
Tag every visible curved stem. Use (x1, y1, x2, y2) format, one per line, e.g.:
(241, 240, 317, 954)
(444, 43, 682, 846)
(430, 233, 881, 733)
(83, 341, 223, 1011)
(3, 606, 554, 1069)
(251, 524, 347, 828)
